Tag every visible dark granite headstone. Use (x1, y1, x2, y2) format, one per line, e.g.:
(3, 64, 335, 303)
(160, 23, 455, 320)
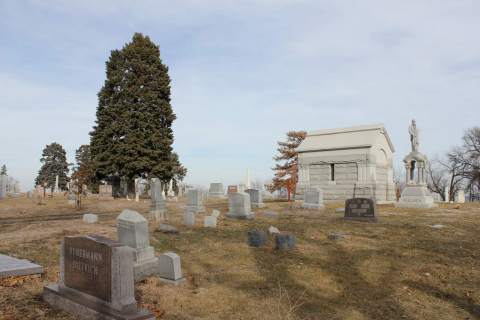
(247, 230, 267, 247)
(43, 235, 155, 320)
(344, 198, 377, 222)
(274, 234, 296, 250)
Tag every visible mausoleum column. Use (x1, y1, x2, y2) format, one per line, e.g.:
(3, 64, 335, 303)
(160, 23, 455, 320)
(405, 163, 410, 184)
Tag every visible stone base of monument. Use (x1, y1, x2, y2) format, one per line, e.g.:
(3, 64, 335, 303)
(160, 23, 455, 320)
(134, 257, 160, 282)
(300, 203, 325, 210)
(226, 212, 255, 220)
(395, 185, 437, 209)
(149, 208, 166, 221)
(43, 284, 155, 320)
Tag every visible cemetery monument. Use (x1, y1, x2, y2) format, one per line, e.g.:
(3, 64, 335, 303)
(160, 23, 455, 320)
(226, 192, 254, 219)
(396, 120, 437, 208)
(43, 235, 155, 319)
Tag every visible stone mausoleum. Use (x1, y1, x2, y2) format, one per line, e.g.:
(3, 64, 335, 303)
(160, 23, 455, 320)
(297, 124, 396, 203)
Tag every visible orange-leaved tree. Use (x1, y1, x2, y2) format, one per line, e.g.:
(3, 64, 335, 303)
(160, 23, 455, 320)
(268, 131, 307, 201)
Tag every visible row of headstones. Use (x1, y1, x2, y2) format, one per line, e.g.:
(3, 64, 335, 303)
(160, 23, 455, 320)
(44, 208, 184, 319)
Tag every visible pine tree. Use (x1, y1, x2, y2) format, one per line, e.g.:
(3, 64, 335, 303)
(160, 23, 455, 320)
(268, 131, 307, 201)
(0, 165, 6, 175)
(35, 142, 69, 190)
(90, 33, 184, 194)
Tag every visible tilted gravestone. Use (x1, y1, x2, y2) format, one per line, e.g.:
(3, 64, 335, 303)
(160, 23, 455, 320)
(158, 252, 185, 285)
(117, 209, 160, 281)
(301, 187, 324, 209)
(43, 235, 154, 319)
(186, 189, 205, 213)
(344, 198, 378, 222)
(226, 192, 254, 219)
(245, 188, 265, 208)
(150, 178, 166, 220)
(208, 183, 224, 197)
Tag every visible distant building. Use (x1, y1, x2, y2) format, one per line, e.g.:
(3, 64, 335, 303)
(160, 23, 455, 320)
(297, 124, 396, 203)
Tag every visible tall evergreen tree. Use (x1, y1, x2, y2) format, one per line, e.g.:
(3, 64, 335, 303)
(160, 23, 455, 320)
(268, 131, 307, 201)
(35, 142, 69, 190)
(90, 33, 184, 194)
(0, 165, 6, 175)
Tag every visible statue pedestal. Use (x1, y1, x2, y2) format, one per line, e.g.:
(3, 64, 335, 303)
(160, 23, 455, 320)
(395, 184, 437, 208)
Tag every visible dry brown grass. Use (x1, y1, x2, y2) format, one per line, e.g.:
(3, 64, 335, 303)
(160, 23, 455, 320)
(0, 195, 479, 320)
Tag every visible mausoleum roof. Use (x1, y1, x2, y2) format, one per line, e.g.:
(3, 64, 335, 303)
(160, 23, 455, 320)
(298, 123, 395, 153)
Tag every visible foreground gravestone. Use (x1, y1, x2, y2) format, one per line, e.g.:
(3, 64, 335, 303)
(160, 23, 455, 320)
(150, 178, 166, 220)
(0, 254, 43, 278)
(301, 187, 324, 209)
(208, 183, 224, 198)
(117, 209, 160, 281)
(245, 188, 265, 208)
(344, 198, 378, 222)
(158, 252, 185, 285)
(186, 189, 205, 213)
(226, 192, 254, 219)
(43, 235, 154, 320)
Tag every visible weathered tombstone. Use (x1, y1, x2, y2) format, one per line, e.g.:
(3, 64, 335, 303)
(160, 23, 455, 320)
(247, 230, 267, 247)
(43, 235, 154, 319)
(238, 184, 246, 193)
(158, 252, 185, 285)
(204, 216, 217, 228)
(98, 184, 114, 200)
(211, 209, 220, 217)
(183, 210, 195, 227)
(444, 186, 450, 203)
(67, 193, 76, 205)
(0, 174, 7, 199)
(208, 183, 224, 197)
(245, 188, 265, 208)
(456, 190, 466, 203)
(226, 192, 254, 219)
(275, 234, 296, 250)
(0, 254, 43, 278)
(344, 198, 378, 222)
(83, 213, 98, 224)
(301, 187, 324, 209)
(150, 178, 166, 220)
(227, 185, 238, 194)
(117, 209, 160, 281)
(186, 189, 205, 213)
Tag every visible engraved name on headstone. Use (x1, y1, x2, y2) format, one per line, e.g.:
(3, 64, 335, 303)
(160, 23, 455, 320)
(344, 198, 377, 222)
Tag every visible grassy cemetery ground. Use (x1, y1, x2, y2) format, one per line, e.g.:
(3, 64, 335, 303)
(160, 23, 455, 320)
(0, 196, 479, 320)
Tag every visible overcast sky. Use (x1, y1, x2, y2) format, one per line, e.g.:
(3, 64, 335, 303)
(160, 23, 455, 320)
(1, 0, 479, 190)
